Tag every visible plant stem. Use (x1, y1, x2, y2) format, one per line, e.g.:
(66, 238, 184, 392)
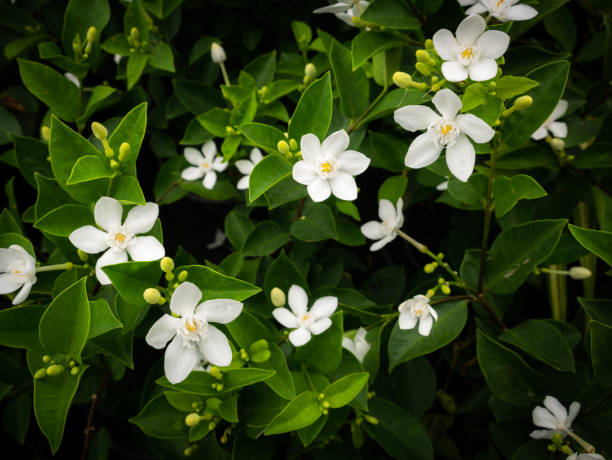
(219, 62, 231, 87)
(548, 264, 567, 322)
(478, 147, 498, 294)
(36, 262, 77, 272)
(347, 86, 388, 134)
(565, 429, 596, 454)
(156, 179, 183, 204)
(80, 371, 110, 460)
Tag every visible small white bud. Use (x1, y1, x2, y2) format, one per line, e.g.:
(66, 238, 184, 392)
(270, 287, 286, 307)
(568, 267, 592, 280)
(211, 42, 226, 64)
(550, 138, 565, 151)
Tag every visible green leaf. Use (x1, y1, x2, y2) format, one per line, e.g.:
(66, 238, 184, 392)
(264, 176, 309, 209)
(447, 173, 488, 210)
(242, 221, 291, 257)
(568, 224, 612, 267)
(248, 155, 292, 202)
(239, 122, 287, 155)
(39, 278, 90, 362)
(362, 88, 428, 124)
(0, 208, 21, 235)
(13, 136, 52, 188)
(361, 0, 420, 29)
(129, 392, 187, 439)
(264, 391, 322, 435)
(244, 51, 276, 87)
(88, 299, 122, 339)
(351, 31, 405, 70)
(18, 59, 80, 122)
(0, 233, 34, 258)
(493, 76, 539, 100)
(157, 368, 276, 395)
(290, 203, 337, 241)
(90, 329, 134, 368)
(177, 265, 260, 301)
(111, 175, 146, 205)
(499, 319, 575, 372)
(288, 72, 332, 142)
(77, 86, 120, 127)
(294, 312, 343, 373)
(591, 320, 612, 388)
(67, 154, 114, 184)
(197, 108, 231, 138)
(388, 300, 468, 371)
(62, 0, 110, 57)
(34, 364, 87, 453)
(231, 91, 257, 126)
(291, 20, 312, 51)
(378, 175, 407, 203)
(34, 204, 93, 237)
(2, 393, 31, 445)
(485, 219, 567, 294)
(263, 80, 302, 103)
(149, 42, 175, 72)
(461, 83, 488, 111)
(493, 174, 547, 218)
(108, 102, 148, 173)
(329, 40, 369, 118)
(174, 80, 223, 115)
(103, 261, 161, 306)
(322, 372, 369, 408)
(263, 251, 308, 301)
(142, 0, 184, 19)
(361, 132, 407, 172)
(224, 208, 254, 250)
(0, 305, 45, 353)
(578, 298, 612, 325)
(127, 53, 149, 90)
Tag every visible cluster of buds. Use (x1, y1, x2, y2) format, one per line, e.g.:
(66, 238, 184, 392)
(276, 138, 300, 160)
(143, 257, 189, 305)
(545, 136, 575, 164)
(547, 432, 575, 455)
(127, 27, 148, 54)
(72, 26, 97, 62)
(34, 354, 80, 379)
(393, 40, 448, 93)
(91, 121, 132, 170)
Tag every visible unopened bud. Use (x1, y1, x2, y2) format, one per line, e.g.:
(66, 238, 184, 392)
(270, 287, 286, 307)
(184, 446, 194, 456)
(547, 444, 557, 452)
(289, 138, 298, 151)
(363, 415, 379, 425)
(425, 39, 433, 49)
(130, 27, 140, 40)
(249, 339, 269, 354)
(551, 432, 563, 444)
(118, 142, 130, 161)
(560, 446, 573, 455)
(277, 140, 290, 155)
(304, 63, 317, 78)
(415, 62, 431, 76)
(424, 263, 436, 274)
(426, 289, 435, 298)
(431, 76, 439, 84)
(143, 288, 162, 304)
(393, 71, 412, 88)
(185, 413, 201, 427)
(70, 366, 80, 375)
(211, 42, 226, 64)
(416, 49, 431, 64)
(209, 366, 223, 380)
(47, 364, 64, 376)
(77, 249, 89, 261)
(91, 122, 108, 140)
(34, 368, 47, 379)
(160, 257, 174, 273)
(513, 95, 533, 110)
(321, 401, 330, 409)
(178, 271, 188, 282)
(42, 355, 51, 363)
(86, 26, 97, 43)
(225, 126, 236, 136)
(441, 285, 451, 295)
(110, 159, 119, 169)
(569, 266, 592, 280)
(41, 126, 50, 141)
(550, 138, 565, 151)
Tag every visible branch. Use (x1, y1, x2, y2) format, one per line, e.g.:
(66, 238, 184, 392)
(80, 372, 110, 460)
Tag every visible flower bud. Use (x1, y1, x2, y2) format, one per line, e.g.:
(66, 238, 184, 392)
(416, 49, 431, 64)
(70, 366, 80, 375)
(77, 249, 89, 261)
(270, 287, 286, 307)
(42, 355, 51, 363)
(568, 266, 592, 280)
(551, 432, 563, 444)
(250, 350, 271, 363)
(513, 95, 533, 110)
(110, 159, 119, 169)
(547, 444, 557, 452)
(277, 140, 290, 155)
(249, 339, 269, 354)
(426, 289, 435, 298)
(363, 415, 379, 425)
(130, 27, 140, 40)
(118, 142, 131, 161)
(211, 42, 226, 64)
(178, 270, 188, 282)
(321, 401, 330, 409)
(86, 26, 97, 43)
(425, 39, 433, 49)
(550, 138, 565, 151)
(289, 138, 298, 151)
(143, 288, 162, 304)
(209, 366, 223, 380)
(392, 71, 412, 88)
(441, 285, 451, 295)
(304, 63, 317, 78)
(184, 446, 194, 456)
(34, 368, 47, 379)
(160, 257, 174, 273)
(560, 446, 573, 455)
(41, 126, 50, 141)
(185, 413, 201, 427)
(91, 122, 108, 140)
(47, 364, 64, 376)
(415, 62, 431, 76)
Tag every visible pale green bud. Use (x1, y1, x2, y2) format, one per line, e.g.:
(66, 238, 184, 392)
(550, 138, 565, 151)
(513, 95, 533, 110)
(289, 138, 298, 151)
(426, 289, 436, 298)
(441, 285, 451, 295)
(130, 27, 140, 40)
(91, 122, 108, 140)
(41, 126, 50, 141)
(77, 249, 89, 261)
(160, 257, 174, 273)
(185, 413, 201, 427)
(392, 71, 412, 88)
(270, 287, 286, 307)
(70, 366, 80, 375)
(34, 368, 47, 379)
(415, 62, 431, 76)
(363, 415, 379, 425)
(110, 159, 119, 169)
(143, 288, 162, 304)
(277, 140, 290, 155)
(86, 26, 97, 43)
(211, 42, 226, 64)
(118, 142, 131, 161)
(415, 49, 431, 64)
(178, 270, 188, 282)
(42, 355, 51, 363)
(47, 364, 64, 376)
(424, 39, 433, 49)
(304, 63, 317, 78)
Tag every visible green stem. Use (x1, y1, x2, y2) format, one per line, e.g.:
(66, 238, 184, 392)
(36, 262, 77, 272)
(548, 264, 567, 322)
(347, 86, 388, 134)
(219, 62, 231, 87)
(478, 146, 498, 294)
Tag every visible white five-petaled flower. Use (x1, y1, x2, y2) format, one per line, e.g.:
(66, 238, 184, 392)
(313, 0, 369, 27)
(434, 14, 509, 82)
(398, 295, 438, 336)
(361, 199, 404, 251)
(531, 100, 568, 141)
(394, 88, 495, 182)
(272, 285, 337, 347)
(464, 0, 537, 22)
(342, 327, 371, 363)
(0, 245, 37, 305)
(181, 141, 228, 190)
(530, 395, 580, 440)
(235, 147, 264, 190)
(145, 282, 243, 384)
(292, 130, 370, 202)
(69, 197, 165, 285)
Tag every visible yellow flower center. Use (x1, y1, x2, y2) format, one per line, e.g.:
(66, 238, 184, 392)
(461, 48, 474, 60)
(202, 161, 209, 169)
(320, 162, 332, 173)
(440, 124, 452, 135)
(14, 269, 21, 274)
(415, 308, 423, 316)
(115, 233, 126, 243)
(497, 0, 504, 6)
(185, 318, 197, 332)
(302, 314, 310, 321)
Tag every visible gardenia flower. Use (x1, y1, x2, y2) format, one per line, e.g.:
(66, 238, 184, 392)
(394, 88, 495, 182)
(398, 295, 438, 336)
(342, 327, 371, 363)
(272, 285, 337, 347)
(181, 141, 228, 190)
(531, 100, 568, 141)
(567, 454, 604, 460)
(465, 0, 538, 22)
(361, 198, 404, 251)
(292, 130, 370, 202)
(235, 147, 263, 190)
(530, 395, 580, 440)
(69, 197, 165, 285)
(145, 282, 243, 384)
(433, 14, 509, 82)
(0, 244, 37, 305)
(313, 1, 369, 27)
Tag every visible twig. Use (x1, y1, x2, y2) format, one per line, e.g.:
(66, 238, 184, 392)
(80, 372, 110, 460)
(156, 179, 183, 204)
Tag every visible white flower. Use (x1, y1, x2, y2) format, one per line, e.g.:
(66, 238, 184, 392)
(69, 197, 165, 285)
(342, 327, 371, 363)
(235, 148, 264, 190)
(361, 199, 404, 251)
(458, 0, 477, 6)
(398, 295, 438, 336)
(394, 88, 495, 182)
(567, 454, 605, 460)
(181, 141, 228, 190)
(145, 282, 243, 384)
(433, 14, 509, 82)
(272, 285, 337, 347)
(210, 43, 226, 64)
(531, 100, 568, 141)
(0, 245, 37, 305)
(206, 228, 226, 250)
(292, 130, 370, 202)
(64, 72, 80, 88)
(113, 54, 122, 64)
(313, 1, 369, 27)
(530, 395, 580, 440)
(436, 180, 449, 191)
(466, 0, 537, 22)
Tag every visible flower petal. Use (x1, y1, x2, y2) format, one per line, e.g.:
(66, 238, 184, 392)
(432, 89, 462, 119)
(529, 429, 555, 440)
(300, 133, 321, 164)
(293, 161, 318, 185)
(182, 166, 204, 181)
(289, 327, 311, 346)
(399, 313, 417, 330)
(361, 221, 387, 240)
(465, 3, 487, 14)
(236, 176, 250, 190)
(321, 130, 350, 157)
(310, 296, 338, 320)
(468, 58, 498, 81)
(566, 401, 580, 427)
(476, 30, 510, 59)
(94, 196, 123, 231)
(146, 314, 179, 349)
(404, 132, 443, 169)
(314, 2, 350, 14)
(0, 273, 22, 294)
(342, 337, 356, 355)
(394, 105, 440, 132)
(213, 157, 228, 172)
(532, 406, 559, 430)
(0, 248, 17, 271)
(307, 178, 332, 202)
(69, 225, 109, 254)
(418, 315, 433, 336)
(288, 285, 308, 317)
(203, 171, 217, 189)
(170, 282, 202, 317)
(195, 299, 243, 324)
(433, 29, 458, 61)
(96, 248, 128, 285)
(550, 100, 568, 121)
(549, 121, 567, 139)
(456, 14, 486, 44)
(201, 140, 217, 161)
(199, 325, 232, 367)
(531, 126, 548, 141)
(127, 236, 165, 261)
(330, 172, 358, 201)
(378, 199, 396, 221)
(124, 202, 159, 235)
(458, 0, 477, 5)
(543, 395, 567, 424)
(441, 61, 469, 82)
(184, 147, 204, 165)
(336, 150, 370, 175)
(250, 148, 263, 164)
(446, 134, 475, 182)
(310, 317, 332, 335)
(370, 235, 394, 251)
(272, 308, 299, 328)
(165, 336, 200, 384)
(235, 159, 254, 175)
(12, 281, 32, 305)
(455, 113, 495, 143)
(505, 4, 537, 21)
